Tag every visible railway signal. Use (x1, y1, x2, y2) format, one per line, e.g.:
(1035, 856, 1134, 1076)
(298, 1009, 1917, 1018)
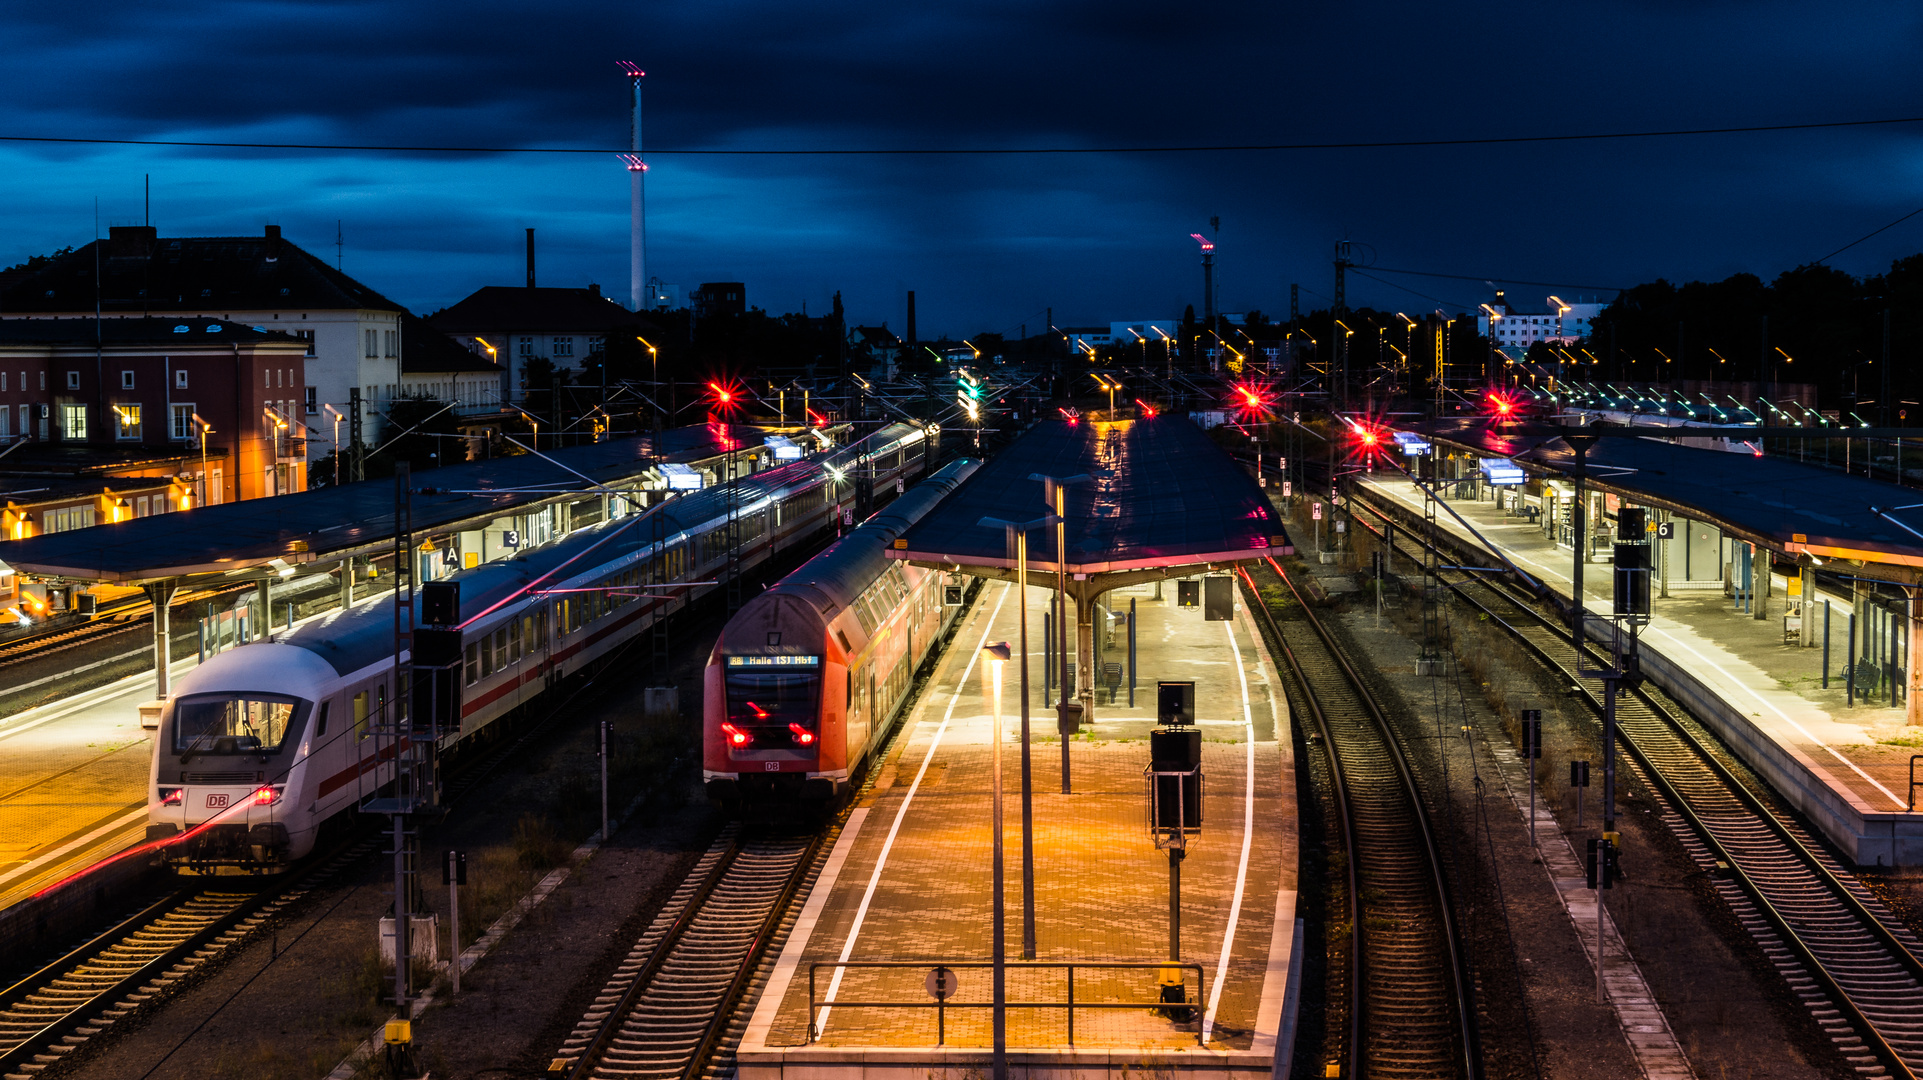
(1570, 759, 1590, 827)
(444, 849, 467, 994)
(1146, 699, 1202, 1023)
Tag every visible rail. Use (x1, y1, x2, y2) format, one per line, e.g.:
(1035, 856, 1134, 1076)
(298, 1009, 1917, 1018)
(1346, 487, 1923, 1080)
(806, 961, 1207, 1047)
(1243, 557, 1481, 1079)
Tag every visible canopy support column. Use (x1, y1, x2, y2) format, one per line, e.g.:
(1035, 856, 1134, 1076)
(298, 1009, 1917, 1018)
(144, 579, 180, 701)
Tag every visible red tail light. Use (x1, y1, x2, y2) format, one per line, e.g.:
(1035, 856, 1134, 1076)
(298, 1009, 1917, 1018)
(159, 787, 183, 806)
(789, 723, 816, 746)
(722, 722, 750, 747)
(253, 786, 281, 805)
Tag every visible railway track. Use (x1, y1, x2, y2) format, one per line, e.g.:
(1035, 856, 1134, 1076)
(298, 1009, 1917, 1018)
(1347, 487, 1923, 1079)
(0, 838, 372, 1079)
(0, 583, 248, 674)
(553, 826, 824, 1080)
(1240, 557, 1479, 1080)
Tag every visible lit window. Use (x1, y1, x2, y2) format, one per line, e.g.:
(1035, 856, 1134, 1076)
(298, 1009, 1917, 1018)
(60, 403, 86, 441)
(115, 404, 141, 440)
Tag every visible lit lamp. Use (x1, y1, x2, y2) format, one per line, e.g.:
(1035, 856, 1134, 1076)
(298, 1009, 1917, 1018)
(979, 640, 1013, 1080)
(192, 413, 214, 508)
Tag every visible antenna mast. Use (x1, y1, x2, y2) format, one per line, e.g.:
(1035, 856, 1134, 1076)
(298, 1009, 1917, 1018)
(619, 61, 647, 312)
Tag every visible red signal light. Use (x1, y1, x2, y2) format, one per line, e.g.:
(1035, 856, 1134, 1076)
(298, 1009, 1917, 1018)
(1359, 429, 1378, 446)
(1487, 393, 1515, 416)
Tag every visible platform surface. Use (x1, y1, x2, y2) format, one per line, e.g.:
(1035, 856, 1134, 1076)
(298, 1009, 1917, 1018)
(738, 574, 1299, 1077)
(1358, 474, 1923, 864)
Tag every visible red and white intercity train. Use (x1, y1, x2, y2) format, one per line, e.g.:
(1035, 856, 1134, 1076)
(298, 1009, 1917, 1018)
(144, 423, 932, 874)
(702, 457, 980, 804)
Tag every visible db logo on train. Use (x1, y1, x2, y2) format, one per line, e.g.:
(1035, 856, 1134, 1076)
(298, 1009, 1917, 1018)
(205, 794, 230, 809)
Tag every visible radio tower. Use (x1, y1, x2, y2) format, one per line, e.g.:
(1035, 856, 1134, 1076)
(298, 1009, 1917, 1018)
(619, 61, 647, 312)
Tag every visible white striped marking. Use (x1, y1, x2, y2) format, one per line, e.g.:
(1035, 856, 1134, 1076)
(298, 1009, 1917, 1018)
(1201, 614, 1258, 1043)
(816, 580, 1012, 1034)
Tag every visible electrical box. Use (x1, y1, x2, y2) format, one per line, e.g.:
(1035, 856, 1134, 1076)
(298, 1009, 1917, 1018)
(1177, 580, 1199, 608)
(1617, 506, 1646, 542)
(420, 581, 460, 626)
(943, 584, 964, 606)
(1613, 543, 1650, 616)
(1203, 576, 1234, 621)
(1156, 681, 1195, 726)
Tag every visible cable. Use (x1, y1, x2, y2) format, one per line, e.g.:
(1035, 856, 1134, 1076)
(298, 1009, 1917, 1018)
(1364, 266, 1624, 293)
(4, 113, 1922, 157)
(1347, 269, 1473, 311)
(1813, 204, 1923, 265)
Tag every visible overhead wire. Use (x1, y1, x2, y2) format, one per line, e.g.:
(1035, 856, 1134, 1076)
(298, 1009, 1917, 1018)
(3, 113, 1921, 157)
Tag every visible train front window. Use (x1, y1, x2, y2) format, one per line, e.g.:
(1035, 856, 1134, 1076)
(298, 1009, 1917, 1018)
(173, 693, 305, 756)
(723, 656, 822, 749)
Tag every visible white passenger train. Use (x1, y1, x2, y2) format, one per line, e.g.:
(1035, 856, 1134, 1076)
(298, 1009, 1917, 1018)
(145, 423, 932, 874)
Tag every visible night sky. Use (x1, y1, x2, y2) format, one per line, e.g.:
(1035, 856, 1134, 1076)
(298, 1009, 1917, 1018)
(2, 2, 1918, 337)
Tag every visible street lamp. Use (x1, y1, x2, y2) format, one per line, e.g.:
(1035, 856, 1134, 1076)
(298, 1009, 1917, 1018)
(323, 404, 344, 486)
(1027, 471, 1090, 790)
(979, 639, 1013, 1080)
(637, 335, 660, 434)
(1090, 373, 1120, 419)
(980, 513, 1057, 963)
(192, 414, 213, 508)
(1479, 304, 1505, 389)
(1151, 327, 1173, 380)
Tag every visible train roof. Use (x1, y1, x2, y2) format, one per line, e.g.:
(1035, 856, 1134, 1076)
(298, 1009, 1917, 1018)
(0, 420, 893, 584)
(269, 423, 931, 677)
(754, 458, 980, 622)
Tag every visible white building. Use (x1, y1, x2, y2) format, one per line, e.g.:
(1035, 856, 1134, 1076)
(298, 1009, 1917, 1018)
(1475, 290, 1606, 350)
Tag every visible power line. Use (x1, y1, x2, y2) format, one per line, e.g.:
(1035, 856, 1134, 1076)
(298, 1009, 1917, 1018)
(3, 114, 1922, 158)
(1814, 204, 1923, 265)
(1363, 265, 1624, 292)
(1347, 269, 1472, 311)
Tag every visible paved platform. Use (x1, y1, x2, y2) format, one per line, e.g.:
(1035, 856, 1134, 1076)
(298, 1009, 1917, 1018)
(0, 657, 194, 911)
(737, 575, 1300, 1078)
(1355, 474, 1923, 866)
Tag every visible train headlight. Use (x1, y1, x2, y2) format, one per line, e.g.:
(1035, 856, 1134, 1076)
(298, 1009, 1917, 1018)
(158, 787, 184, 806)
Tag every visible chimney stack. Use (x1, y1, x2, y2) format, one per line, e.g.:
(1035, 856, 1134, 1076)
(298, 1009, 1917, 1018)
(526, 228, 536, 289)
(906, 290, 917, 350)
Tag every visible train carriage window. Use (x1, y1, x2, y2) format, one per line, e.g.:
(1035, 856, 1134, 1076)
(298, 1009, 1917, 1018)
(173, 692, 302, 754)
(536, 609, 548, 646)
(465, 643, 480, 685)
(481, 638, 494, 678)
(511, 620, 524, 662)
(354, 690, 370, 739)
(315, 700, 329, 738)
(556, 600, 569, 637)
(495, 627, 508, 668)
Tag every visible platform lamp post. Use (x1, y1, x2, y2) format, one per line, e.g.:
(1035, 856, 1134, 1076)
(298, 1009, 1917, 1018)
(1028, 471, 1092, 792)
(637, 335, 660, 437)
(980, 641, 1012, 1080)
(980, 514, 1057, 962)
(192, 414, 214, 508)
(323, 404, 345, 486)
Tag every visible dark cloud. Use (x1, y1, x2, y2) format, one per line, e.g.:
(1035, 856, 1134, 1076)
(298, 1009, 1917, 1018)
(2, 1, 1922, 334)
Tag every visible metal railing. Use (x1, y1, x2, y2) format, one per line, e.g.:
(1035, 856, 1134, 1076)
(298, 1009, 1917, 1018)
(807, 961, 1206, 1047)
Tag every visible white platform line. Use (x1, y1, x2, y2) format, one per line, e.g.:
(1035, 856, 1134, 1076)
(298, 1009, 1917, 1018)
(816, 581, 1011, 1034)
(1201, 615, 1257, 1043)
(0, 805, 147, 891)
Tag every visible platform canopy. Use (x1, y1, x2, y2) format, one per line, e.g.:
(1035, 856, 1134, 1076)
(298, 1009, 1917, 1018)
(1415, 417, 1923, 582)
(0, 422, 794, 585)
(887, 415, 1279, 591)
